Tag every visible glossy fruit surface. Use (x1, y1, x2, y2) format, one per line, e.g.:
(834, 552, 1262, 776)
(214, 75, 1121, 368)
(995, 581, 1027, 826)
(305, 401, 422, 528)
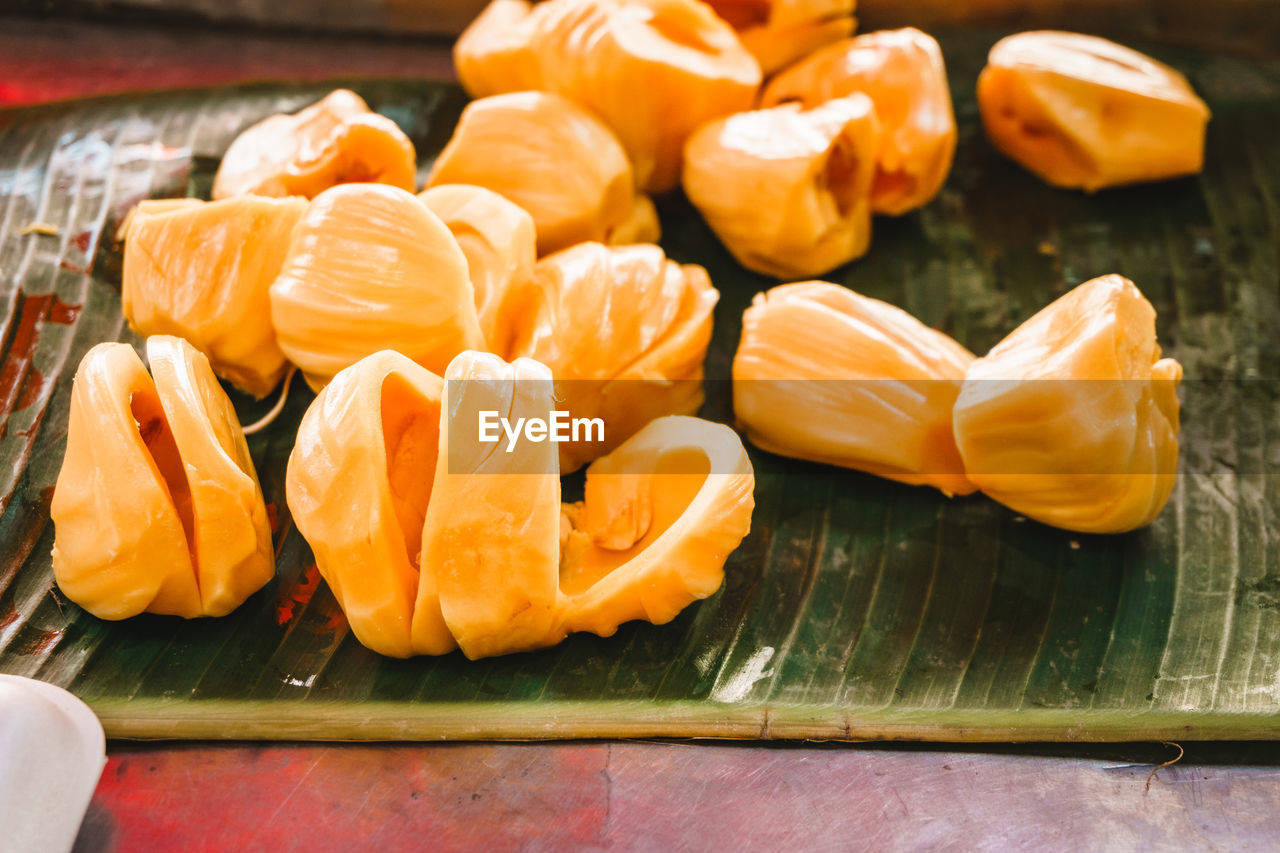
(454, 0, 761, 193)
(212, 89, 416, 200)
(419, 184, 539, 359)
(510, 242, 718, 471)
(705, 0, 856, 75)
(122, 195, 306, 398)
(683, 95, 880, 278)
(761, 27, 956, 215)
(268, 183, 484, 390)
(733, 281, 976, 496)
(51, 336, 273, 620)
(425, 92, 648, 255)
(953, 274, 1183, 533)
(977, 31, 1210, 191)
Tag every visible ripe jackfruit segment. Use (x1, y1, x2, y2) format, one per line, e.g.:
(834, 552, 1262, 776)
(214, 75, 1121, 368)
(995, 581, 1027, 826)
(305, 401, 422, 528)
(269, 183, 484, 391)
(425, 91, 643, 256)
(213, 89, 416, 200)
(51, 337, 273, 620)
(761, 28, 956, 215)
(733, 281, 976, 496)
(122, 195, 306, 398)
(683, 95, 881, 279)
(953, 274, 1182, 533)
(977, 31, 1210, 191)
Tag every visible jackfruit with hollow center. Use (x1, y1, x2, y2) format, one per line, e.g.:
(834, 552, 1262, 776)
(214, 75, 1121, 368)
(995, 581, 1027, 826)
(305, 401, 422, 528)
(952, 274, 1182, 533)
(286, 350, 455, 658)
(122, 196, 307, 398)
(426, 351, 755, 657)
(51, 336, 273, 620)
(509, 242, 718, 472)
(733, 281, 977, 496)
(703, 0, 855, 75)
(425, 92, 656, 255)
(286, 349, 755, 659)
(683, 95, 880, 279)
(268, 183, 485, 391)
(419, 184, 539, 359)
(454, 0, 761, 193)
(559, 414, 756, 639)
(976, 31, 1211, 191)
(212, 89, 416, 200)
(761, 27, 956, 215)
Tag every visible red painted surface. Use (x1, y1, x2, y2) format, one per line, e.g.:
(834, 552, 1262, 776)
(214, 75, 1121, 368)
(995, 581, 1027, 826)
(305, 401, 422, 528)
(80, 741, 1280, 850)
(0, 486, 54, 594)
(91, 744, 613, 851)
(0, 17, 455, 107)
(0, 292, 80, 439)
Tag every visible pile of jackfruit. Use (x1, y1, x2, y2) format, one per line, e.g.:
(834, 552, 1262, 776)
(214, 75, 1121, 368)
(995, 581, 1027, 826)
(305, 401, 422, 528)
(51, 0, 1211, 658)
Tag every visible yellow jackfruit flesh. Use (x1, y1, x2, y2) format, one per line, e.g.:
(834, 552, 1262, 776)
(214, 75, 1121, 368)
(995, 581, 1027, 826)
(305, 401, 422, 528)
(704, 0, 856, 75)
(51, 336, 273, 620)
(455, 0, 761, 193)
(761, 27, 956, 215)
(977, 31, 1211, 191)
(286, 350, 455, 658)
(510, 242, 718, 472)
(420, 352, 566, 658)
(286, 349, 755, 659)
(213, 89, 417, 200)
(122, 195, 307, 398)
(425, 92, 653, 255)
(419, 184, 539, 359)
(733, 281, 977, 496)
(683, 95, 881, 279)
(454, 0, 542, 97)
(561, 415, 755, 637)
(952, 274, 1182, 533)
(268, 183, 485, 391)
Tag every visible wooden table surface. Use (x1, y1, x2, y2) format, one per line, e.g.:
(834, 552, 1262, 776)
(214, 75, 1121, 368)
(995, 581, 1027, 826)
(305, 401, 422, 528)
(3, 15, 1280, 851)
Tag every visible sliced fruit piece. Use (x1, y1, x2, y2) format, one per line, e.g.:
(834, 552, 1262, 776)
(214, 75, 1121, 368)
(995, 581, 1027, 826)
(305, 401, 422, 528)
(704, 0, 855, 75)
(212, 89, 416, 200)
(455, 0, 761, 193)
(953, 274, 1182, 533)
(733, 281, 977, 495)
(510, 242, 718, 471)
(289, 349, 755, 659)
(269, 183, 484, 390)
(977, 31, 1211, 191)
(683, 95, 880, 278)
(454, 0, 542, 97)
(561, 415, 755, 636)
(286, 350, 456, 658)
(51, 336, 273, 620)
(420, 184, 538, 359)
(421, 351, 566, 659)
(122, 195, 307, 398)
(425, 92, 642, 255)
(145, 336, 275, 616)
(533, 0, 762, 193)
(761, 27, 955, 215)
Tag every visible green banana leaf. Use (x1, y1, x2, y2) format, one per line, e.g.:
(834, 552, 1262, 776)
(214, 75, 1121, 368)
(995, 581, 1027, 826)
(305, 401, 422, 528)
(2, 30, 1279, 741)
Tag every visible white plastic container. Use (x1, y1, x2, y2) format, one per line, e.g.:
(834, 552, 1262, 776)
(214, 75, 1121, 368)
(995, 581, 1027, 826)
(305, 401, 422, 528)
(0, 675, 106, 853)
